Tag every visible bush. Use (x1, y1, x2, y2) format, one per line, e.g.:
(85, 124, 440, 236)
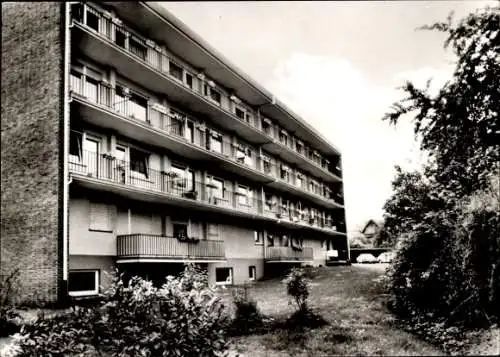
(284, 268, 310, 312)
(0, 269, 21, 337)
(229, 284, 264, 335)
(16, 264, 231, 357)
(387, 176, 500, 327)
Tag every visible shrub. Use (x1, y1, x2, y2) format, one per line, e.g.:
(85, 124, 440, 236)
(284, 268, 310, 312)
(0, 269, 21, 337)
(387, 176, 500, 327)
(16, 264, 231, 357)
(229, 284, 264, 335)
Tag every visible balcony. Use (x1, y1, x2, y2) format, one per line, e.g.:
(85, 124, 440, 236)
(70, 3, 343, 183)
(265, 246, 314, 263)
(70, 81, 344, 209)
(70, 6, 271, 146)
(69, 150, 267, 218)
(117, 234, 225, 262)
(70, 82, 273, 184)
(262, 138, 342, 184)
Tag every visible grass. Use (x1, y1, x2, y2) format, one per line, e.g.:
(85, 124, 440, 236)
(223, 264, 445, 357)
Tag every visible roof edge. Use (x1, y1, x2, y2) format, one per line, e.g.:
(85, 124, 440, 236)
(143, 1, 342, 156)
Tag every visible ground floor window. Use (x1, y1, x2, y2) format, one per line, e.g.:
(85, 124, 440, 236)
(249, 266, 256, 281)
(215, 267, 233, 285)
(68, 270, 99, 297)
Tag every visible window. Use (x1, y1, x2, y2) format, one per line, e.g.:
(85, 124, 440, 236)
(129, 36, 147, 60)
(309, 180, 321, 195)
(186, 120, 194, 143)
(237, 185, 252, 206)
(254, 231, 263, 245)
(281, 200, 289, 216)
(71, 3, 83, 22)
(89, 202, 112, 232)
(130, 148, 149, 180)
(249, 266, 256, 281)
(207, 223, 219, 238)
(85, 76, 99, 103)
(264, 193, 274, 211)
(209, 131, 222, 153)
(129, 92, 148, 122)
(115, 29, 126, 48)
(70, 69, 83, 94)
(69, 270, 99, 297)
(173, 222, 188, 239)
(267, 234, 275, 247)
(169, 62, 183, 81)
(262, 118, 273, 137)
(236, 145, 246, 162)
(215, 268, 233, 285)
(69, 131, 83, 162)
(185, 73, 193, 89)
(168, 109, 186, 137)
(279, 130, 288, 146)
(210, 177, 224, 198)
(204, 85, 221, 105)
(296, 140, 304, 155)
(235, 107, 245, 120)
(170, 164, 194, 191)
(296, 173, 303, 188)
(262, 154, 272, 175)
(83, 137, 99, 176)
(86, 8, 99, 32)
(280, 164, 290, 182)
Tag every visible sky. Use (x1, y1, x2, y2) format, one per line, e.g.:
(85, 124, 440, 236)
(160, 1, 496, 234)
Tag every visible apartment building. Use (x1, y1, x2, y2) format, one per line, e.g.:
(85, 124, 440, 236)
(1, 2, 348, 304)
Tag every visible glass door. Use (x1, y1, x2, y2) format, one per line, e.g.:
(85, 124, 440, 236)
(83, 138, 99, 177)
(115, 146, 127, 184)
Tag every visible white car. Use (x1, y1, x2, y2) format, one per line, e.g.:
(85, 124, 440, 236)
(377, 251, 395, 263)
(356, 253, 377, 264)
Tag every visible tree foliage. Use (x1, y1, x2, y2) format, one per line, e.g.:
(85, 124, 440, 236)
(382, 5, 500, 327)
(383, 5, 499, 197)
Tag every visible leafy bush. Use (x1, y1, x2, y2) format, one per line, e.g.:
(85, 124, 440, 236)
(229, 284, 264, 335)
(387, 176, 500, 327)
(0, 269, 21, 337)
(16, 264, 231, 357)
(282, 267, 327, 329)
(284, 268, 310, 312)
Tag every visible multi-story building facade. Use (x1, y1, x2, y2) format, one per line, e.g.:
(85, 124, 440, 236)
(1, 2, 348, 304)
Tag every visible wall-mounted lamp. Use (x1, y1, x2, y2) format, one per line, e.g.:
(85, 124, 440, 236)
(207, 80, 215, 88)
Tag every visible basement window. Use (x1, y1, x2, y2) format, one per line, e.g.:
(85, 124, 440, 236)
(215, 268, 233, 285)
(69, 270, 99, 297)
(249, 266, 256, 281)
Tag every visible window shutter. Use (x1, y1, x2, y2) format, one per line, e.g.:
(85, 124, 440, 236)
(89, 202, 112, 231)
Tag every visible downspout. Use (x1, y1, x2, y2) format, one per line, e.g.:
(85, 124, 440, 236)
(62, 2, 71, 285)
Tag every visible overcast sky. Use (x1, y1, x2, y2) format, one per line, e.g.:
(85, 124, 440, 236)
(160, 1, 496, 233)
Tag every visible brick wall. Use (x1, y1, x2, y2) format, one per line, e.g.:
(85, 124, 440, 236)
(1, 2, 65, 304)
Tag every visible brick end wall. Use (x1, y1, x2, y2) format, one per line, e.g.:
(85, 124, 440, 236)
(1, 2, 65, 305)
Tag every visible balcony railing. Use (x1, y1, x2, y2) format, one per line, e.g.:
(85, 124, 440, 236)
(71, 2, 343, 179)
(69, 149, 262, 213)
(117, 234, 225, 260)
(69, 148, 346, 233)
(265, 246, 314, 262)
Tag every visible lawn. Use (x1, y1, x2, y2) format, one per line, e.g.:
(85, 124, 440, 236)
(224, 264, 444, 357)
